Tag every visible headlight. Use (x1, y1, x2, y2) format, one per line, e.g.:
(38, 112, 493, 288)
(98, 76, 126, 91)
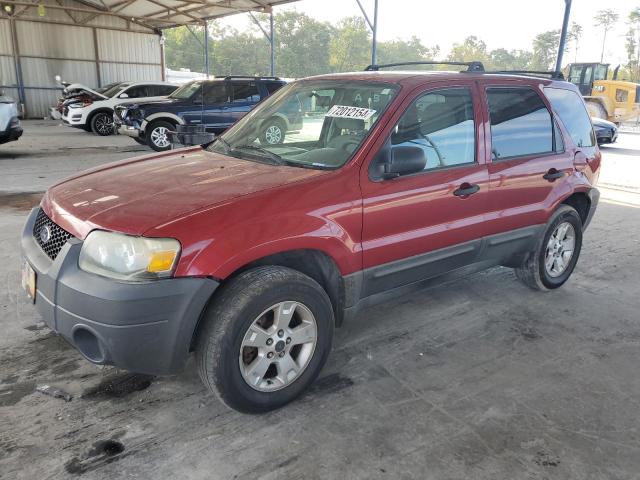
(79, 231, 181, 281)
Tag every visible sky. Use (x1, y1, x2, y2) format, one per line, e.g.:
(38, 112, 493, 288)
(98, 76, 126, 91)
(219, 0, 640, 68)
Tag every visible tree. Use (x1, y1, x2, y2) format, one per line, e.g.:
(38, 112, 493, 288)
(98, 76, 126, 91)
(531, 30, 561, 70)
(447, 36, 490, 67)
(627, 7, 640, 81)
(488, 48, 532, 70)
(377, 36, 439, 65)
(328, 17, 370, 72)
(593, 9, 619, 62)
(568, 22, 583, 62)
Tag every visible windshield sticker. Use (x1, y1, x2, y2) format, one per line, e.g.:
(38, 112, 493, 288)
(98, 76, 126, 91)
(326, 105, 376, 121)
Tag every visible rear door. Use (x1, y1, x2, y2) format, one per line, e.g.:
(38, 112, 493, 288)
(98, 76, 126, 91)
(228, 81, 261, 124)
(360, 82, 490, 297)
(481, 83, 573, 237)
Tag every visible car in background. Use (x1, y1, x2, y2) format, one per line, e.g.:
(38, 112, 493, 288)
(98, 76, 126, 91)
(61, 81, 178, 136)
(0, 93, 22, 145)
(114, 76, 300, 151)
(50, 82, 123, 121)
(592, 117, 618, 145)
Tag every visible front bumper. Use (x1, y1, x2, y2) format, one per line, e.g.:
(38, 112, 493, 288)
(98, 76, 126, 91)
(62, 111, 85, 127)
(117, 125, 140, 138)
(0, 118, 23, 143)
(21, 208, 219, 375)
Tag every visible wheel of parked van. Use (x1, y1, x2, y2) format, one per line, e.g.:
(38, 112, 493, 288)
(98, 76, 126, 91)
(259, 117, 286, 145)
(515, 205, 583, 291)
(147, 120, 174, 151)
(586, 101, 607, 121)
(91, 112, 115, 136)
(196, 266, 334, 413)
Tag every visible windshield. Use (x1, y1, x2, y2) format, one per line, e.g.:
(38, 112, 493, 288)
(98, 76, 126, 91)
(104, 82, 131, 98)
(208, 80, 399, 169)
(96, 82, 121, 94)
(170, 81, 202, 99)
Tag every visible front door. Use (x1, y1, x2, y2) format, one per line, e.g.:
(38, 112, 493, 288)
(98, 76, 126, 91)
(360, 83, 490, 298)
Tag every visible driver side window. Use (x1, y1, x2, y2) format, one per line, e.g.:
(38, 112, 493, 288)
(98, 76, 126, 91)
(392, 87, 476, 171)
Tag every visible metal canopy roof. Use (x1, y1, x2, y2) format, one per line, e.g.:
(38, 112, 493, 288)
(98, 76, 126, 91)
(2, 0, 299, 30)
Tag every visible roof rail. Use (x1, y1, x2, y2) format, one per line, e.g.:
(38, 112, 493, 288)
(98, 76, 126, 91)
(365, 61, 485, 72)
(216, 75, 282, 81)
(489, 70, 565, 80)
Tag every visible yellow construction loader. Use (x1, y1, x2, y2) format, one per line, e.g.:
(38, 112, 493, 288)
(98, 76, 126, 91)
(567, 63, 640, 124)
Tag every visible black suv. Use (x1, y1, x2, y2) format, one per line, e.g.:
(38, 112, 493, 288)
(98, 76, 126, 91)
(115, 76, 302, 151)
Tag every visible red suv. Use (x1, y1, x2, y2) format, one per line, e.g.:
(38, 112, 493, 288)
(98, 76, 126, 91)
(21, 63, 600, 413)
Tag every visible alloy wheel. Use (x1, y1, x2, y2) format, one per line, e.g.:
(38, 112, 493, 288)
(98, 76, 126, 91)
(264, 124, 283, 144)
(544, 221, 576, 277)
(150, 126, 170, 148)
(239, 301, 317, 392)
(95, 114, 114, 135)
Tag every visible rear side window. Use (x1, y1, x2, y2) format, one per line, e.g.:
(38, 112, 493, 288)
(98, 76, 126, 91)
(392, 87, 475, 171)
(123, 85, 149, 98)
(486, 87, 554, 160)
(232, 82, 260, 103)
(544, 87, 596, 148)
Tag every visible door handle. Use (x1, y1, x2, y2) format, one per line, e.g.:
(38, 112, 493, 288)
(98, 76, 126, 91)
(453, 183, 480, 197)
(543, 168, 565, 181)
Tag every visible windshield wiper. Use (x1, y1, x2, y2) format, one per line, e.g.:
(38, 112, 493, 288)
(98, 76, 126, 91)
(231, 144, 284, 165)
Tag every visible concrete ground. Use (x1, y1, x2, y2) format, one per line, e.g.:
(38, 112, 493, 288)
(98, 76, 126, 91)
(1, 121, 640, 479)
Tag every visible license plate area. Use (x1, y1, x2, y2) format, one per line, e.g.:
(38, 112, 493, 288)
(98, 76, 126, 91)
(21, 260, 36, 303)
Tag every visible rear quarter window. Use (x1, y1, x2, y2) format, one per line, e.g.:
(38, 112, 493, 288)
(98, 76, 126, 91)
(543, 87, 596, 148)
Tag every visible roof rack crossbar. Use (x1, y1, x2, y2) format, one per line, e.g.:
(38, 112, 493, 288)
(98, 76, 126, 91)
(489, 70, 565, 80)
(365, 61, 485, 72)
(215, 75, 282, 80)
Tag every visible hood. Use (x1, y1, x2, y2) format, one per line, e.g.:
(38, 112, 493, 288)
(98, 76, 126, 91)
(123, 98, 184, 111)
(62, 83, 108, 100)
(42, 148, 327, 239)
(591, 118, 616, 129)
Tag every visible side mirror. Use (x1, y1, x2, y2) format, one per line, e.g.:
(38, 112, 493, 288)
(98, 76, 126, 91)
(119, 93, 129, 99)
(55, 75, 61, 83)
(369, 139, 427, 180)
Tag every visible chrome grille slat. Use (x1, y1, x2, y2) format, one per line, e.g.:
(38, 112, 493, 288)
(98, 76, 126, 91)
(32, 209, 74, 260)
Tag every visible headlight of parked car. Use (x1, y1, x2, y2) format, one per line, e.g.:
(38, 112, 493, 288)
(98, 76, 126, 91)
(79, 231, 181, 281)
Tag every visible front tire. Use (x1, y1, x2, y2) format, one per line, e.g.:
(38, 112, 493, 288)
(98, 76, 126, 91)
(515, 205, 583, 290)
(90, 112, 115, 136)
(196, 266, 334, 413)
(146, 120, 174, 151)
(259, 117, 286, 145)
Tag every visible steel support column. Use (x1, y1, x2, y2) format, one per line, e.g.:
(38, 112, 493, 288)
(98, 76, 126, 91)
(555, 0, 572, 73)
(249, 11, 275, 76)
(270, 12, 275, 76)
(8, 16, 26, 114)
(203, 20, 210, 78)
(355, 0, 379, 66)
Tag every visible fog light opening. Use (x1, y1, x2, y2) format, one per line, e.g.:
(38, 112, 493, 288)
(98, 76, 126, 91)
(73, 327, 105, 363)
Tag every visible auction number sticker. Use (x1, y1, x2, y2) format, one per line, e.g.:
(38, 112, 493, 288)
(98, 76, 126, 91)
(326, 105, 376, 121)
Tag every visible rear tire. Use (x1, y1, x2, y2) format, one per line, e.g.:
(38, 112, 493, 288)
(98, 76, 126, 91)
(196, 266, 334, 413)
(515, 205, 583, 291)
(90, 111, 115, 136)
(146, 120, 174, 151)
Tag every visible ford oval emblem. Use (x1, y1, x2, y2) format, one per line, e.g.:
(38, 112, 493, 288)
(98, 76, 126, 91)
(39, 225, 52, 244)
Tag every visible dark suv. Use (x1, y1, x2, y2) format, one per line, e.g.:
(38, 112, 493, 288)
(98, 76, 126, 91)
(115, 76, 301, 151)
(22, 63, 600, 413)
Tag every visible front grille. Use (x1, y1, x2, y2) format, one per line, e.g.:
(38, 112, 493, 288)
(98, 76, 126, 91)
(32, 209, 74, 260)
